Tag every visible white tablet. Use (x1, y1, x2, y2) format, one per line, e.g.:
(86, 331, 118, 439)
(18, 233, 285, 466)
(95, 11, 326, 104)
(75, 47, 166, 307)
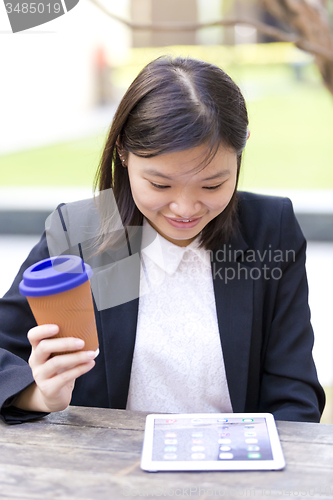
(141, 413, 285, 472)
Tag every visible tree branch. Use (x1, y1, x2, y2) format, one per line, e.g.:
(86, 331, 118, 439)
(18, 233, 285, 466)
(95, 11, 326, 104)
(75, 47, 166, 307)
(260, 0, 333, 94)
(89, 0, 333, 61)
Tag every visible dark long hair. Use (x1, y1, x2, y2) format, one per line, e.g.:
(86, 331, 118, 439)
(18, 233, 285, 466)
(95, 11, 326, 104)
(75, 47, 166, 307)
(94, 56, 248, 251)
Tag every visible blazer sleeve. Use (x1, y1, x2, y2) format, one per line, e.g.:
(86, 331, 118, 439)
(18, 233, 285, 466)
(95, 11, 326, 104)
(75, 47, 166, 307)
(258, 198, 325, 421)
(0, 232, 50, 424)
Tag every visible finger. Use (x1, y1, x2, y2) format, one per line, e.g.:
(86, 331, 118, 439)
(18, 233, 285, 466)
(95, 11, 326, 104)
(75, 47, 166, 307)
(31, 337, 86, 367)
(28, 324, 59, 350)
(39, 360, 96, 399)
(33, 350, 97, 381)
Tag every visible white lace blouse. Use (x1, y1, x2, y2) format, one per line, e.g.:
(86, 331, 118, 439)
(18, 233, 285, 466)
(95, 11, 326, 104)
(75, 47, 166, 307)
(126, 219, 233, 413)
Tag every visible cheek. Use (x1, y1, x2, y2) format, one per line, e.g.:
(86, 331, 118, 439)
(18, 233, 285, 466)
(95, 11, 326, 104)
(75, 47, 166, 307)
(131, 183, 168, 212)
(140, 196, 167, 212)
(207, 181, 236, 212)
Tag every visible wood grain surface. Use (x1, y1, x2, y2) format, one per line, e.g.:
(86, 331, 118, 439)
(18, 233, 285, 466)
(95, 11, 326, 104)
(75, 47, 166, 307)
(0, 407, 332, 500)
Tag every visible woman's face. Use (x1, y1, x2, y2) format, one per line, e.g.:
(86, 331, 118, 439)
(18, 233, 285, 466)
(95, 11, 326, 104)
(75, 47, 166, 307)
(126, 144, 238, 247)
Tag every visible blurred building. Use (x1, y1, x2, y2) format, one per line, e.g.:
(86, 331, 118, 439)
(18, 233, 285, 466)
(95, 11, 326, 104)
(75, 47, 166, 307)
(0, 0, 131, 154)
(222, 0, 259, 45)
(131, 0, 198, 47)
(130, 0, 281, 48)
(0, 0, 306, 155)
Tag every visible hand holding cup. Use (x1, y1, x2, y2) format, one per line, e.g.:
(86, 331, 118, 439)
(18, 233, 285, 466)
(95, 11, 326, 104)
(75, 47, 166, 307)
(17, 256, 99, 412)
(13, 323, 97, 412)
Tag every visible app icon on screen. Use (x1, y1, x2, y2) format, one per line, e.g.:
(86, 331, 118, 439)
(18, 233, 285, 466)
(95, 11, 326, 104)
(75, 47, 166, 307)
(248, 452, 261, 459)
(247, 445, 260, 451)
(220, 445, 232, 451)
(164, 446, 177, 452)
(191, 445, 205, 452)
(191, 432, 203, 438)
(219, 452, 234, 459)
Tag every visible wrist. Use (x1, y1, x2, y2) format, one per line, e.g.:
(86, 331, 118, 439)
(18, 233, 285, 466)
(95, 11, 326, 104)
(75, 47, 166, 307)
(12, 383, 52, 413)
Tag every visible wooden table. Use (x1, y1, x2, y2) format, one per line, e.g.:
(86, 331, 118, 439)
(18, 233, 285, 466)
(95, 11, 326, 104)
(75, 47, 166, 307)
(0, 407, 332, 499)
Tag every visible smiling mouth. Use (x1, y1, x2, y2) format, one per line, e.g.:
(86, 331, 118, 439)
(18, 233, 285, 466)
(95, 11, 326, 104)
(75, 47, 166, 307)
(164, 216, 203, 228)
(167, 217, 201, 222)
(173, 218, 197, 222)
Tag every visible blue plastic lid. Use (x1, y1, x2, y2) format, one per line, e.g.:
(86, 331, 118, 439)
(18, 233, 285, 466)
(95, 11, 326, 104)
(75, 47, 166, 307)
(19, 255, 93, 297)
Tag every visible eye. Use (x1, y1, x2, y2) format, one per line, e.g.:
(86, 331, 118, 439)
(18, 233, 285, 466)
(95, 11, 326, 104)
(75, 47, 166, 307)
(204, 183, 224, 190)
(150, 182, 170, 189)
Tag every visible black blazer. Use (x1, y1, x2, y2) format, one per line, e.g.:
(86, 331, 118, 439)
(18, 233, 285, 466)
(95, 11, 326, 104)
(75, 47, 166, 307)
(0, 191, 325, 423)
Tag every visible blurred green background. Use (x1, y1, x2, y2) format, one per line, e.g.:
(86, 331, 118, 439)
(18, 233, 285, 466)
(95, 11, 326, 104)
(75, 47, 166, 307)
(1, 43, 332, 190)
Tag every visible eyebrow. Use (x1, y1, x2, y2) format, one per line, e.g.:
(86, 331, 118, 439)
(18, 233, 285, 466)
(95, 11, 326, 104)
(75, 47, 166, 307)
(143, 169, 231, 181)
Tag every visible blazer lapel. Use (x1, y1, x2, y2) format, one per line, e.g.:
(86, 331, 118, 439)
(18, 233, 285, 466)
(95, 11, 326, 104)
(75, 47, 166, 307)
(94, 226, 144, 409)
(98, 298, 139, 409)
(212, 226, 253, 412)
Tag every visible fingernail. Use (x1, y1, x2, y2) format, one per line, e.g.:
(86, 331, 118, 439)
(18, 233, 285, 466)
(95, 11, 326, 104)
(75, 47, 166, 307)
(49, 325, 59, 333)
(86, 350, 96, 359)
(75, 339, 85, 347)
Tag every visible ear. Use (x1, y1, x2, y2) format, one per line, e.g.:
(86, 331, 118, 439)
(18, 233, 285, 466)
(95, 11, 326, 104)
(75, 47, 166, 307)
(116, 137, 128, 167)
(247, 129, 250, 140)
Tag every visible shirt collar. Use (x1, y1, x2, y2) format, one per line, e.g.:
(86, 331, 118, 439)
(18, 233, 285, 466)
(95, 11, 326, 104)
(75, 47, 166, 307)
(141, 219, 211, 275)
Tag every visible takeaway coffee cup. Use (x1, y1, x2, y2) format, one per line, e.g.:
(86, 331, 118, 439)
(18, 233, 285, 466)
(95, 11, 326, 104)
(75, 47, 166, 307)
(19, 255, 99, 355)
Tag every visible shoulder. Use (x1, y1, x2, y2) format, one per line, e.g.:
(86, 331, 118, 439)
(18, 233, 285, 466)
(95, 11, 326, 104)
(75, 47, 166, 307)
(52, 197, 97, 228)
(51, 191, 120, 231)
(235, 191, 303, 249)
(237, 190, 292, 212)
(236, 191, 294, 223)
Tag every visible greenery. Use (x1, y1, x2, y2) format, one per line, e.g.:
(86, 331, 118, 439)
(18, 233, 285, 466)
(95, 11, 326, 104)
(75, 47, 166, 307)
(322, 385, 333, 424)
(1, 45, 333, 189)
(0, 135, 105, 187)
(239, 69, 333, 190)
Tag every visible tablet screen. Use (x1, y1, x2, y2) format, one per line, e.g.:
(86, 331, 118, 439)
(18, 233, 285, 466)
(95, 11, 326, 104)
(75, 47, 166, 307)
(153, 416, 272, 461)
(141, 413, 285, 471)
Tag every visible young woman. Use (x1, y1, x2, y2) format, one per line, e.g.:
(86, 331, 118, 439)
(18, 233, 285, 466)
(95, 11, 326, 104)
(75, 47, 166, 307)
(0, 56, 325, 424)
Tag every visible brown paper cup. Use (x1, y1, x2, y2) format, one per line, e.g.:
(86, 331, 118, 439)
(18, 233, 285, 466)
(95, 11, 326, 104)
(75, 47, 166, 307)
(27, 280, 99, 355)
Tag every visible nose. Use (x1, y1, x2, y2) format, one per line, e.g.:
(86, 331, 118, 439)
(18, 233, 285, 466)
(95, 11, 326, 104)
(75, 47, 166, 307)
(169, 197, 202, 219)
